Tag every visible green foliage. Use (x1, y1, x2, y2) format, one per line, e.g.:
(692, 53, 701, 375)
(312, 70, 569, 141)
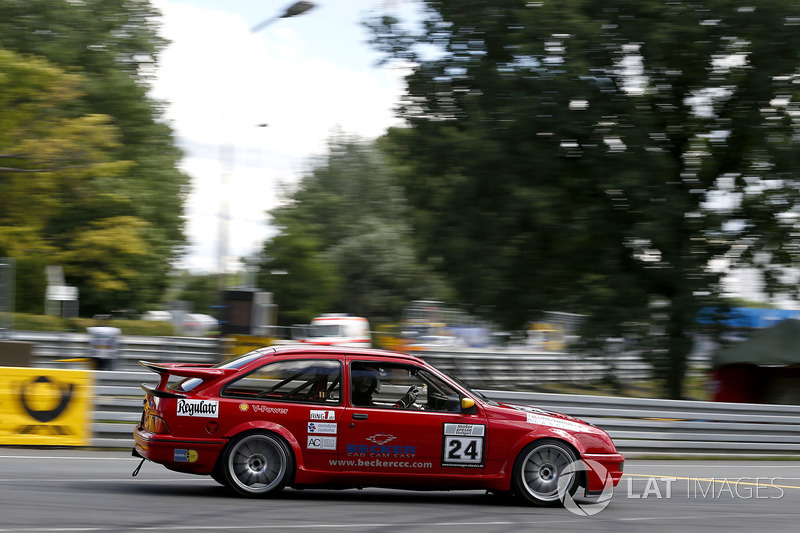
(0, 1, 188, 316)
(69, 317, 176, 336)
(11, 313, 66, 332)
(172, 272, 221, 316)
(369, 1, 800, 398)
(256, 225, 342, 325)
(257, 133, 450, 325)
(11, 313, 175, 335)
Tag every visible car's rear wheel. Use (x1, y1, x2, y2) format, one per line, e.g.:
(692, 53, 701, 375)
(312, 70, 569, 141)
(512, 439, 578, 506)
(221, 431, 293, 497)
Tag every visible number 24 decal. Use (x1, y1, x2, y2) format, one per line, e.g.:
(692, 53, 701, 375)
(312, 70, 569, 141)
(445, 436, 483, 463)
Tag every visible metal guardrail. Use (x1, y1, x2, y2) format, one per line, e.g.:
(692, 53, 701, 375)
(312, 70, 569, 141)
(89, 371, 800, 457)
(8, 331, 223, 370)
(416, 349, 655, 386)
(8, 331, 667, 382)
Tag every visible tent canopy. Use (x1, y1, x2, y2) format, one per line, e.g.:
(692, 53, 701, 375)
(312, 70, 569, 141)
(712, 319, 800, 368)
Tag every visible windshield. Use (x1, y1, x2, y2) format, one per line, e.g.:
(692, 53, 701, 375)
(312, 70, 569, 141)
(308, 324, 342, 338)
(177, 348, 272, 391)
(429, 364, 497, 406)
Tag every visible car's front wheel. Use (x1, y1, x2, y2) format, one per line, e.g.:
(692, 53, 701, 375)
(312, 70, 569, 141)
(221, 431, 294, 497)
(512, 439, 579, 506)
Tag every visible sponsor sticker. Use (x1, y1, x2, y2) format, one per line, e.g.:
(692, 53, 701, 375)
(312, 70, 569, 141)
(239, 403, 249, 412)
(442, 424, 485, 468)
(309, 409, 336, 420)
(174, 449, 198, 463)
(253, 405, 289, 415)
(366, 433, 396, 445)
(176, 399, 219, 418)
(443, 423, 485, 437)
(307, 435, 337, 450)
(525, 413, 585, 432)
(308, 422, 337, 434)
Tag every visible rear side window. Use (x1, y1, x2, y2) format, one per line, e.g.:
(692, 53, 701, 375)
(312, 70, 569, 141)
(222, 359, 341, 405)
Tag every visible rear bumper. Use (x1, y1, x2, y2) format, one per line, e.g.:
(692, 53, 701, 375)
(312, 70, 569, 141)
(133, 427, 226, 475)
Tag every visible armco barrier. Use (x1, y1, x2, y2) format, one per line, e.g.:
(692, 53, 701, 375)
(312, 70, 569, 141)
(7, 331, 662, 383)
(88, 371, 800, 457)
(7, 331, 223, 370)
(416, 349, 655, 386)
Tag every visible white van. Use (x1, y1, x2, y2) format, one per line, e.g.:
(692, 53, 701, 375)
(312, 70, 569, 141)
(299, 314, 371, 348)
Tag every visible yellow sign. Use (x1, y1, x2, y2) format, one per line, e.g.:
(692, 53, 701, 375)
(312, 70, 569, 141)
(0, 367, 93, 446)
(228, 336, 274, 357)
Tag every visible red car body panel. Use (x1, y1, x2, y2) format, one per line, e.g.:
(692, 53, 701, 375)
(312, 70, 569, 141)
(133, 346, 624, 495)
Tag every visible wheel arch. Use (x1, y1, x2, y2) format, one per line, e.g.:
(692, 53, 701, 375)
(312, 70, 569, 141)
(509, 428, 586, 462)
(220, 421, 302, 473)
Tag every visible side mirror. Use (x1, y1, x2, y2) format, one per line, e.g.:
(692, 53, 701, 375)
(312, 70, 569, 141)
(461, 397, 477, 414)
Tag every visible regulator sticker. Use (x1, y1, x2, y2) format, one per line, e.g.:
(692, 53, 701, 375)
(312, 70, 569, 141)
(176, 399, 218, 418)
(307, 435, 337, 450)
(308, 422, 337, 434)
(309, 409, 336, 420)
(525, 413, 585, 432)
(442, 424, 485, 468)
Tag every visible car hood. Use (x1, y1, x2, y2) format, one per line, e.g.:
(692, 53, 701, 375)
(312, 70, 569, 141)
(495, 402, 594, 430)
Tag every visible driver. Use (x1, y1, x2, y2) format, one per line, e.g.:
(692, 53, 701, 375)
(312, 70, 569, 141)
(351, 364, 380, 406)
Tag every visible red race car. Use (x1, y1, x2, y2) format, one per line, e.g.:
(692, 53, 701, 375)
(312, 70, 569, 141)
(133, 346, 624, 506)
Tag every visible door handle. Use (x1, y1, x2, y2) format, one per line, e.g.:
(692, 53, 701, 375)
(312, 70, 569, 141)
(352, 413, 368, 420)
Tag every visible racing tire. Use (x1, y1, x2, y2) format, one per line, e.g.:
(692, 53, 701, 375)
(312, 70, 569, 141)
(220, 431, 294, 497)
(512, 439, 579, 507)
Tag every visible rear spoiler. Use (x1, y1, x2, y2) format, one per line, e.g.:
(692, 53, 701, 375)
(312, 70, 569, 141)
(139, 361, 238, 397)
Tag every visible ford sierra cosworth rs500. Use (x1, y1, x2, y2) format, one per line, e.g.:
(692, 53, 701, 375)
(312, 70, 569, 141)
(133, 346, 624, 506)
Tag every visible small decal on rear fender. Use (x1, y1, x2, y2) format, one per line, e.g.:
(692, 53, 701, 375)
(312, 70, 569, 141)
(174, 449, 198, 462)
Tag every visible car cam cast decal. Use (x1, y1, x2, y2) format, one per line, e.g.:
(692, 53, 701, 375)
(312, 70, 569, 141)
(442, 424, 485, 468)
(346, 433, 417, 457)
(366, 433, 396, 445)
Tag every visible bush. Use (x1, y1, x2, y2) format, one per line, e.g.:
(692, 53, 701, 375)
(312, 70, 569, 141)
(12, 313, 67, 331)
(69, 318, 176, 336)
(11, 313, 176, 336)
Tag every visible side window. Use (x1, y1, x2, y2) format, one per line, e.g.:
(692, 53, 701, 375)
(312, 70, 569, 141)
(350, 361, 461, 412)
(223, 359, 341, 405)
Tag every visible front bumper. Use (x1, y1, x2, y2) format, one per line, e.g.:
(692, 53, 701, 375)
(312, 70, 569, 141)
(581, 452, 625, 494)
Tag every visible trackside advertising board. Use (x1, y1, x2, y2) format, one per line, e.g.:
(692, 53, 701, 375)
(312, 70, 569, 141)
(0, 367, 93, 446)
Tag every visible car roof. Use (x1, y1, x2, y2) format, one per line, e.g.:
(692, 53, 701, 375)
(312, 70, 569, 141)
(267, 344, 425, 364)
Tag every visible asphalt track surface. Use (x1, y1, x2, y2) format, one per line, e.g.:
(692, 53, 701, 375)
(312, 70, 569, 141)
(1, 449, 800, 533)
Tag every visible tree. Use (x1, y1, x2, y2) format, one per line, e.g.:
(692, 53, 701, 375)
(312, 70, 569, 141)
(256, 133, 449, 325)
(369, 1, 800, 398)
(256, 224, 342, 326)
(0, 0, 189, 315)
(0, 47, 159, 313)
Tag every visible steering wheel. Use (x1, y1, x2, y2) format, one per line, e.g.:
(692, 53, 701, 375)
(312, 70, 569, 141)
(394, 385, 421, 409)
